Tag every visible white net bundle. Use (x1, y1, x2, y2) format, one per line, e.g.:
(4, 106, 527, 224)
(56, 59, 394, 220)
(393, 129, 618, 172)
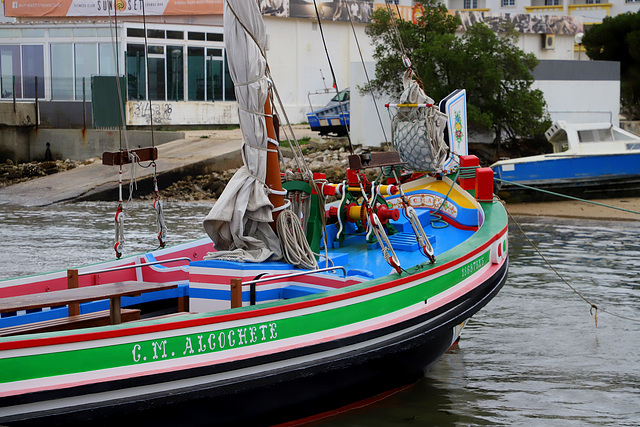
(391, 71, 449, 172)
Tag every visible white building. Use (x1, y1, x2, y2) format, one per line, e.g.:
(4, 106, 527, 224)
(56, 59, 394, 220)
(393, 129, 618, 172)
(0, 1, 637, 140)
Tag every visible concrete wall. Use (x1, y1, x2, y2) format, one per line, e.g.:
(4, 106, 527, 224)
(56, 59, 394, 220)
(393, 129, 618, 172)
(0, 129, 184, 163)
(264, 17, 374, 124)
(533, 59, 620, 125)
(0, 102, 38, 127)
(126, 101, 238, 126)
(39, 102, 92, 128)
(349, 61, 390, 149)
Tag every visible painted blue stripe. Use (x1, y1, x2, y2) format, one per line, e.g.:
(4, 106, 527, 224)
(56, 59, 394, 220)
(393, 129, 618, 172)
(282, 285, 327, 299)
(0, 284, 190, 328)
(190, 287, 283, 302)
(0, 307, 67, 328)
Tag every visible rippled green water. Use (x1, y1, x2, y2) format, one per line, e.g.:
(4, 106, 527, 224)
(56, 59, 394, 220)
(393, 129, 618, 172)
(1, 203, 638, 426)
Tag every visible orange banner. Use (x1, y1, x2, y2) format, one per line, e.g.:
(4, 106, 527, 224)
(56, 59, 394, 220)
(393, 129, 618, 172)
(4, 0, 223, 17)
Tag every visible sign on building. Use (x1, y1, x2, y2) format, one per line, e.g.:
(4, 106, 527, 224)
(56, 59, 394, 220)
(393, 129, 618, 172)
(4, 0, 223, 17)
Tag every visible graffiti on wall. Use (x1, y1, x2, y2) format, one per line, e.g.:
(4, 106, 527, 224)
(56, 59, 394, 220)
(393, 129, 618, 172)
(129, 102, 174, 125)
(261, 0, 374, 23)
(456, 12, 584, 35)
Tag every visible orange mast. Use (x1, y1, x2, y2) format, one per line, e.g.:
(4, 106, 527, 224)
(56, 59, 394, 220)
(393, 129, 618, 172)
(264, 95, 285, 224)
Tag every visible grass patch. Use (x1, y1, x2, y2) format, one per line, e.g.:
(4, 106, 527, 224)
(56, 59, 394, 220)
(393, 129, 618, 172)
(280, 137, 311, 148)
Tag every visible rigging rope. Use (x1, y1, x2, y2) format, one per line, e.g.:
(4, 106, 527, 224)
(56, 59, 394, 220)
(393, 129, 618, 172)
(357, 174, 402, 274)
(495, 178, 640, 217)
(153, 162, 167, 248)
(344, 3, 389, 147)
(391, 169, 435, 262)
(311, 0, 354, 154)
(141, 0, 156, 148)
(383, 0, 412, 70)
(108, 4, 128, 259)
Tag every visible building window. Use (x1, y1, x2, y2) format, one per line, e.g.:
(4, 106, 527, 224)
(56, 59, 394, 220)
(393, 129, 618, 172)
(187, 47, 235, 102)
(501, 0, 515, 6)
(545, 0, 559, 5)
(74, 44, 98, 100)
(147, 45, 166, 101)
(0, 45, 22, 98)
(22, 46, 44, 99)
(207, 33, 223, 42)
(127, 44, 146, 100)
(224, 53, 235, 102)
(464, 0, 478, 9)
(188, 47, 205, 101)
(99, 43, 118, 76)
(51, 43, 74, 100)
(167, 46, 184, 101)
(585, 0, 601, 3)
(207, 49, 223, 101)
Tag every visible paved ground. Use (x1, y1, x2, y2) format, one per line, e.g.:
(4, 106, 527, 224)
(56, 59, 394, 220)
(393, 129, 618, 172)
(0, 125, 319, 207)
(504, 197, 640, 221)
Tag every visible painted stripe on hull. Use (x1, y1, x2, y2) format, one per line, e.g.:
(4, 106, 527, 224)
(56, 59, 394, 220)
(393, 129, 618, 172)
(0, 259, 508, 425)
(0, 223, 507, 353)
(0, 244, 502, 390)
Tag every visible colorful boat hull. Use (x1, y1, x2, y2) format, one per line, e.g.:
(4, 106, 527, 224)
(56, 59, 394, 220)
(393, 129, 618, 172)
(0, 199, 507, 426)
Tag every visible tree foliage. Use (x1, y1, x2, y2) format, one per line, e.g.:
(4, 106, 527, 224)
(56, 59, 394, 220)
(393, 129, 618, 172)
(582, 11, 640, 119)
(365, 0, 550, 148)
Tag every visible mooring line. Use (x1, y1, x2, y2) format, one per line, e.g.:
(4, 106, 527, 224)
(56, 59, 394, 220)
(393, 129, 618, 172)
(504, 205, 640, 326)
(495, 178, 640, 217)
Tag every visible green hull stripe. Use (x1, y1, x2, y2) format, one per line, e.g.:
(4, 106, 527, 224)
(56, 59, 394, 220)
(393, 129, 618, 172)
(0, 203, 506, 385)
(0, 252, 491, 383)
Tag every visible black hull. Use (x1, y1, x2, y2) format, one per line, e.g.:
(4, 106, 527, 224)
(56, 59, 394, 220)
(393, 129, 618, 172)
(309, 124, 349, 137)
(6, 260, 508, 427)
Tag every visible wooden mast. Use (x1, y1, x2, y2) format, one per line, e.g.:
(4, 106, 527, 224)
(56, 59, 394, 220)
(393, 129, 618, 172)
(264, 95, 285, 224)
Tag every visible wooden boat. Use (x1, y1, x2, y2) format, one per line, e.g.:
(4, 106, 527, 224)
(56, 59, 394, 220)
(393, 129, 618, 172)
(492, 120, 640, 202)
(0, 2, 508, 425)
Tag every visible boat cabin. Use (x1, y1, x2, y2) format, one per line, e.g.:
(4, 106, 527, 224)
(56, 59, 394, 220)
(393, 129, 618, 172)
(545, 121, 640, 155)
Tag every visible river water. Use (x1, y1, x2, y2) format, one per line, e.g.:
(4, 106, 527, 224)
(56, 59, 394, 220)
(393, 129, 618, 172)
(0, 201, 638, 426)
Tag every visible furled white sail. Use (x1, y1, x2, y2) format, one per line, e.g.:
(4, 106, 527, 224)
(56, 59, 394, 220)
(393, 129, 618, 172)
(203, 0, 282, 262)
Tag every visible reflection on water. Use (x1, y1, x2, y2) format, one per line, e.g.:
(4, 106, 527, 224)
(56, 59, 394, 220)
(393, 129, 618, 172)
(0, 201, 212, 279)
(0, 204, 638, 426)
(313, 216, 640, 426)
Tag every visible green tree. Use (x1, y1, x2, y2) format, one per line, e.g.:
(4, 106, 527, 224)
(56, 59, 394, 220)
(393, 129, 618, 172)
(582, 11, 640, 119)
(365, 0, 550, 154)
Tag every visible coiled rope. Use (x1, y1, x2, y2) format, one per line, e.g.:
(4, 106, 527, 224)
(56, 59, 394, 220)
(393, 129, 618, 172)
(276, 210, 319, 270)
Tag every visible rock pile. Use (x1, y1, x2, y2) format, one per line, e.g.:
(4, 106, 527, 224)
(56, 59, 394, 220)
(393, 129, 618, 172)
(0, 158, 91, 187)
(155, 137, 382, 202)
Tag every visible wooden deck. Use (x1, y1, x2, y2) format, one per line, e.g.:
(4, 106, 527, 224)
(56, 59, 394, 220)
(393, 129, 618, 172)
(0, 281, 178, 325)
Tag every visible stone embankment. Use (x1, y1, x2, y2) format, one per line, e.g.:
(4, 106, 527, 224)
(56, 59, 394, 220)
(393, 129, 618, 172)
(1, 158, 96, 188)
(153, 136, 368, 202)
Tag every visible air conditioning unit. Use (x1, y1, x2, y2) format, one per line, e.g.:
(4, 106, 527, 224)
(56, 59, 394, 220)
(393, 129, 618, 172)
(542, 34, 555, 50)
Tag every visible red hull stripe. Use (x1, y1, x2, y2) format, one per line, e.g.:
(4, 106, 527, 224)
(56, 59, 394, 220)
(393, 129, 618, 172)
(0, 225, 507, 351)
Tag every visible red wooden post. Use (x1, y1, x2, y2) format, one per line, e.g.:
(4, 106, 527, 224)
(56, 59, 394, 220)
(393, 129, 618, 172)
(230, 278, 243, 309)
(67, 269, 79, 316)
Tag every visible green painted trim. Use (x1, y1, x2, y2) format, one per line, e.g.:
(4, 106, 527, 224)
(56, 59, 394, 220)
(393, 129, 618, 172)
(0, 203, 508, 385)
